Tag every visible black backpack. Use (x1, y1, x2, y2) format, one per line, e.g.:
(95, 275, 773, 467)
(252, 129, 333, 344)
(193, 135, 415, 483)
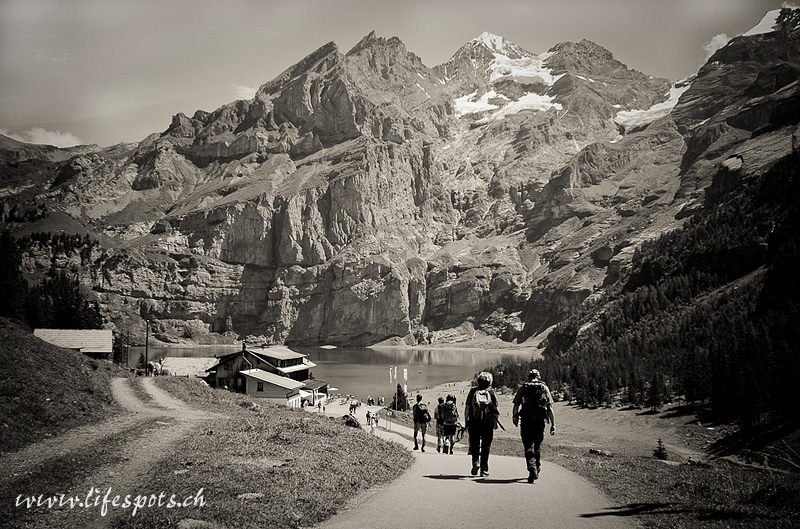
(471, 388, 496, 422)
(442, 401, 458, 425)
(520, 381, 549, 420)
(415, 403, 431, 423)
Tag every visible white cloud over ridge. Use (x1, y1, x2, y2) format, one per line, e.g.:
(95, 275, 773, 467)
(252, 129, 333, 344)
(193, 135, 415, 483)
(231, 84, 257, 100)
(0, 127, 82, 148)
(703, 33, 730, 61)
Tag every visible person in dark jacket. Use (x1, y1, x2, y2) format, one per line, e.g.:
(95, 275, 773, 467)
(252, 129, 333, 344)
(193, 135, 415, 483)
(434, 396, 446, 452)
(464, 372, 499, 477)
(412, 394, 431, 451)
(513, 369, 556, 483)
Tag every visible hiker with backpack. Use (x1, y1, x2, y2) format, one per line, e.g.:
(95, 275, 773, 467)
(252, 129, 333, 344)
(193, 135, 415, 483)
(512, 369, 556, 483)
(464, 372, 499, 477)
(434, 397, 446, 452)
(441, 395, 459, 454)
(412, 394, 432, 451)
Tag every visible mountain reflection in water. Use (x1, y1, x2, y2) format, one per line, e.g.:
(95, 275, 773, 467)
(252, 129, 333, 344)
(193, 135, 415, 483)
(127, 345, 534, 401)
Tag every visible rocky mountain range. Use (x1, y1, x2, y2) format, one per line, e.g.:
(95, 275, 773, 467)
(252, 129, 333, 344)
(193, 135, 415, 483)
(3, 8, 800, 347)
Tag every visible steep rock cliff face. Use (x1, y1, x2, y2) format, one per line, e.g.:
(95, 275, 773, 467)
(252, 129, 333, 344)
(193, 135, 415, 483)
(4, 10, 800, 346)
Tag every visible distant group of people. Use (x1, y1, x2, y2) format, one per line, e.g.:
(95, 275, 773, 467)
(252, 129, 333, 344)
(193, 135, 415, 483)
(365, 395, 384, 406)
(365, 409, 379, 434)
(409, 369, 556, 483)
(410, 394, 460, 454)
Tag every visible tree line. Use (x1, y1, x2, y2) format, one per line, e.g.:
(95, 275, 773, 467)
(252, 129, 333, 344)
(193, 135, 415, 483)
(486, 150, 800, 430)
(0, 231, 103, 330)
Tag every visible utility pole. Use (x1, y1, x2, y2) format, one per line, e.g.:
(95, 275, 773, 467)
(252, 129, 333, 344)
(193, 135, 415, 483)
(145, 319, 150, 376)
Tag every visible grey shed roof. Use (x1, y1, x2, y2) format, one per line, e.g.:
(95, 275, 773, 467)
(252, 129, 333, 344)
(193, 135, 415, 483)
(34, 329, 114, 354)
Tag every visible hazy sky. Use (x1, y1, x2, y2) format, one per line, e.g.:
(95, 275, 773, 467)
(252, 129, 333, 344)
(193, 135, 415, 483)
(0, 0, 789, 147)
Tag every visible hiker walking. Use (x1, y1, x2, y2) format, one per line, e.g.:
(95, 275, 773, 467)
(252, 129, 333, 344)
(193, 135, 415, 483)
(464, 372, 499, 476)
(412, 394, 432, 451)
(434, 397, 445, 452)
(441, 395, 459, 454)
(512, 369, 556, 483)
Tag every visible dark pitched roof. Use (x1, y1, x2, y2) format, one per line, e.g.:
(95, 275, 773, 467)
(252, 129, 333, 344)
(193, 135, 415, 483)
(205, 347, 311, 372)
(301, 379, 328, 391)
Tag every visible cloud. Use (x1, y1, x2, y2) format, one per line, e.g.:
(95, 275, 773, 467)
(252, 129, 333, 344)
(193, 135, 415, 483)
(35, 53, 75, 63)
(702, 33, 730, 61)
(231, 84, 257, 100)
(0, 127, 82, 148)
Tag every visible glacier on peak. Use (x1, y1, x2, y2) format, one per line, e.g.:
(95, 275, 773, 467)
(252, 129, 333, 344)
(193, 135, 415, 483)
(489, 51, 563, 86)
(455, 89, 562, 121)
(613, 78, 693, 132)
(475, 31, 506, 52)
(743, 9, 782, 36)
(454, 91, 501, 116)
(467, 32, 561, 86)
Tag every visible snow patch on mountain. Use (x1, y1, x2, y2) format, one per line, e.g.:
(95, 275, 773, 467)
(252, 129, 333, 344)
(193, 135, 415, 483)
(455, 91, 501, 116)
(743, 9, 781, 36)
(416, 83, 430, 98)
(488, 51, 564, 86)
(490, 93, 562, 120)
(477, 31, 505, 52)
(472, 31, 528, 57)
(614, 80, 692, 131)
(455, 88, 561, 121)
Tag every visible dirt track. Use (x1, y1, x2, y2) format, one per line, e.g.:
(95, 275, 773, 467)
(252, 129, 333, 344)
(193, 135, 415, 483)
(2, 377, 217, 528)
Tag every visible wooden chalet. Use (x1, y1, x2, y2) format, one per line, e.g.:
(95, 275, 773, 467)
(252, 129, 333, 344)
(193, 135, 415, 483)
(240, 369, 304, 408)
(206, 344, 317, 391)
(34, 329, 114, 359)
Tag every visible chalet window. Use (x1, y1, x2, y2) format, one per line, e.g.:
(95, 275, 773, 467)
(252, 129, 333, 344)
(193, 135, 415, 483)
(257, 381, 264, 392)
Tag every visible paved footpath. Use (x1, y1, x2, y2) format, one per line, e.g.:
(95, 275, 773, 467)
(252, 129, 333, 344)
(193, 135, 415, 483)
(316, 402, 632, 529)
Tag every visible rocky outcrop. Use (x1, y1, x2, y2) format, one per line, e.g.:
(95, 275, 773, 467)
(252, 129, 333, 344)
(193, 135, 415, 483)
(4, 12, 800, 346)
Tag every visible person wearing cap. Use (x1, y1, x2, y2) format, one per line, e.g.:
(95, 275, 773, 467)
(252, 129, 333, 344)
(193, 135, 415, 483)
(512, 369, 556, 483)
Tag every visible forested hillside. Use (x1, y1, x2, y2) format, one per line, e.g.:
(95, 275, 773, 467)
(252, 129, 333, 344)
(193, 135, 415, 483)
(0, 231, 103, 330)
(490, 150, 800, 429)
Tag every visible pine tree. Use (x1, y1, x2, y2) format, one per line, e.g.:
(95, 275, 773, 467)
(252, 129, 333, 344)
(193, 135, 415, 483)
(647, 373, 663, 412)
(653, 437, 668, 460)
(0, 230, 27, 321)
(390, 383, 409, 411)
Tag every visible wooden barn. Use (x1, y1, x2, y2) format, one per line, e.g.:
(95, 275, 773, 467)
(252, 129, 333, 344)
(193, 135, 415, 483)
(240, 369, 304, 408)
(206, 344, 317, 390)
(33, 329, 114, 359)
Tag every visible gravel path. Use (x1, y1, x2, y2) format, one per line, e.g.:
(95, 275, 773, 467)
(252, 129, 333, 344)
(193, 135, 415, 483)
(4, 377, 218, 529)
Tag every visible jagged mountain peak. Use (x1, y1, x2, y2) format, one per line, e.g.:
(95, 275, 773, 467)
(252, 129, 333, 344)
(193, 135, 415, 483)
(5, 8, 800, 352)
(256, 40, 341, 97)
(346, 30, 409, 56)
(547, 39, 615, 65)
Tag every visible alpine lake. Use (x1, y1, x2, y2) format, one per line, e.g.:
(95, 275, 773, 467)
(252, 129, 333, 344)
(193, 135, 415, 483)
(127, 345, 535, 401)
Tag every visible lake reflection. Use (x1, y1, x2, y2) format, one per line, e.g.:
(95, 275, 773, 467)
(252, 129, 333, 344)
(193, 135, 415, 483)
(128, 345, 534, 401)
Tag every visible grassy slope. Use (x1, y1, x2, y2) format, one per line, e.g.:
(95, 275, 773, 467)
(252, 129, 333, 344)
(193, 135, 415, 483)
(0, 318, 127, 453)
(488, 438, 800, 529)
(117, 377, 414, 529)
